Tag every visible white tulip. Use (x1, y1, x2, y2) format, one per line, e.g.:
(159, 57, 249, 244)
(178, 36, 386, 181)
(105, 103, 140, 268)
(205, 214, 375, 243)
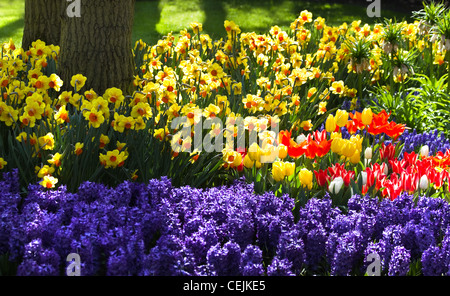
(419, 175, 429, 190)
(364, 147, 373, 160)
(360, 171, 367, 186)
(382, 163, 388, 175)
(296, 134, 306, 144)
(420, 145, 429, 158)
(329, 177, 344, 194)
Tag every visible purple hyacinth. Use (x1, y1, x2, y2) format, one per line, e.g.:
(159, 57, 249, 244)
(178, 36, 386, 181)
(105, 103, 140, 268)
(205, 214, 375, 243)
(421, 245, 447, 276)
(276, 227, 305, 275)
(240, 244, 265, 276)
(364, 241, 387, 275)
(16, 239, 60, 276)
(206, 241, 242, 276)
(398, 129, 450, 157)
(388, 246, 411, 276)
(328, 230, 365, 276)
(304, 223, 328, 269)
(266, 256, 295, 276)
(143, 234, 192, 276)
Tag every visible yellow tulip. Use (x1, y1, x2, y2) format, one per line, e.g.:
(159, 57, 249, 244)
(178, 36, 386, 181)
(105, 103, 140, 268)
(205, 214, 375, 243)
(341, 141, 356, 158)
(349, 134, 363, 152)
(325, 114, 336, 133)
(331, 137, 344, 154)
(298, 168, 313, 189)
(278, 144, 288, 159)
(283, 162, 295, 177)
(361, 108, 373, 125)
(349, 150, 361, 164)
(335, 109, 349, 127)
(243, 154, 255, 168)
(248, 142, 261, 162)
(272, 161, 285, 182)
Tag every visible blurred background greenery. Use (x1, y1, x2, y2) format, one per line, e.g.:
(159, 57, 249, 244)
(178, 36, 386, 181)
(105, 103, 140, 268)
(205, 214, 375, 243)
(0, 0, 416, 48)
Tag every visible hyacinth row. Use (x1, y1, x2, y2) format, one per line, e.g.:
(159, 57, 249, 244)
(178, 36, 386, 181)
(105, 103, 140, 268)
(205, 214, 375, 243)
(1, 168, 450, 277)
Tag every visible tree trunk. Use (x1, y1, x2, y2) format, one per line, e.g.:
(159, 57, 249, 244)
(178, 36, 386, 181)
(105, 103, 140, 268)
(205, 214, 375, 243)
(58, 0, 136, 95)
(22, 0, 62, 50)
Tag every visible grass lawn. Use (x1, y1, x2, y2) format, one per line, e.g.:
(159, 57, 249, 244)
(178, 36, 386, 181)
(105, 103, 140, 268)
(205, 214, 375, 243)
(0, 0, 412, 48)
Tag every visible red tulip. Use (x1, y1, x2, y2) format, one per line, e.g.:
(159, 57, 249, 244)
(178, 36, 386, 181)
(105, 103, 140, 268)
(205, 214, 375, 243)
(314, 169, 330, 187)
(379, 143, 396, 162)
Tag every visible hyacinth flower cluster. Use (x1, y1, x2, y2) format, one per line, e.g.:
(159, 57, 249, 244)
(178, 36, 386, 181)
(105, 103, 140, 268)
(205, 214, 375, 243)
(2, 169, 450, 276)
(397, 129, 450, 157)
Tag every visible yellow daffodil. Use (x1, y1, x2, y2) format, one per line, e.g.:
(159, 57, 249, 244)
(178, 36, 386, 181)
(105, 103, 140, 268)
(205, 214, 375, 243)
(0, 158, 7, 170)
(38, 133, 55, 150)
(74, 142, 84, 156)
(40, 175, 58, 189)
(70, 74, 87, 90)
(84, 108, 105, 128)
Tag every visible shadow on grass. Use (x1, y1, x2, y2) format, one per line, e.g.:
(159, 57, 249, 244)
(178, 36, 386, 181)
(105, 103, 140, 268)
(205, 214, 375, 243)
(0, 18, 24, 45)
(132, 0, 162, 45)
(200, 0, 226, 40)
(291, 0, 412, 26)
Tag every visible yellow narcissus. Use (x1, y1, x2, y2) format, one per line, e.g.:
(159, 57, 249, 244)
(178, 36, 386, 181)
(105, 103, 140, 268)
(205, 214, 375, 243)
(70, 74, 87, 90)
(84, 108, 105, 128)
(74, 142, 84, 156)
(0, 158, 7, 170)
(38, 133, 55, 150)
(40, 175, 58, 189)
(100, 149, 128, 169)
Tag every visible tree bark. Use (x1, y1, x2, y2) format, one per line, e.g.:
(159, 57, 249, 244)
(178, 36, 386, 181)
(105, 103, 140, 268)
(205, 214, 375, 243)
(58, 0, 136, 95)
(22, 0, 62, 50)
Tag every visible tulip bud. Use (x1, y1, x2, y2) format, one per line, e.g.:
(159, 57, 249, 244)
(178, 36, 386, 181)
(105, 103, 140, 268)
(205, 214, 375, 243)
(361, 108, 373, 125)
(335, 109, 349, 127)
(325, 114, 336, 133)
(364, 147, 373, 160)
(329, 177, 344, 194)
(419, 174, 429, 190)
(420, 145, 429, 158)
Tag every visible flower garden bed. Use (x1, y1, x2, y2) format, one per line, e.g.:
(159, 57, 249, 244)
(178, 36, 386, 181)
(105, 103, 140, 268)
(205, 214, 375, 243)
(1, 2, 450, 276)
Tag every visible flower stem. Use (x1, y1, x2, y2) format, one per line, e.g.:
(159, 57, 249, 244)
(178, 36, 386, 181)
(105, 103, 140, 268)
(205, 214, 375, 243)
(446, 51, 450, 93)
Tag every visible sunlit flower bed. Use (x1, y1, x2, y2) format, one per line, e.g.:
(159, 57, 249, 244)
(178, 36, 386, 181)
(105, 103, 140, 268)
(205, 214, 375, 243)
(1, 3, 450, 275)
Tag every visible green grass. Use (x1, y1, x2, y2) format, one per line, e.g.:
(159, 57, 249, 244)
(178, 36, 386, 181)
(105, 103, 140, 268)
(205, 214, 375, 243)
(0, 0, 413, 48)
(0, 0, 24, 47)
